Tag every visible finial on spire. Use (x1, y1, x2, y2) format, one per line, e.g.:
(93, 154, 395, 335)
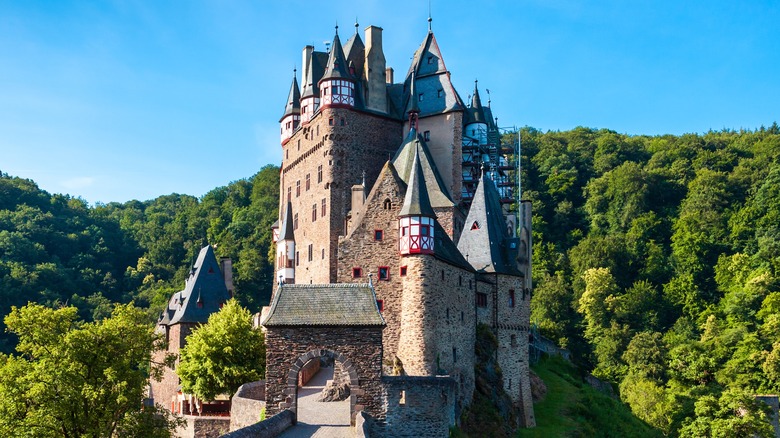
(355, 17, 359, 34)
(335, 21, 339, 35)
(428, 0, 433, 32)
(480, 161, 486, 177)
(368, 272, 374, 288)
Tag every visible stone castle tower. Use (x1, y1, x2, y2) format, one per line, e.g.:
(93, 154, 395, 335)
(265, 20, 535, 429)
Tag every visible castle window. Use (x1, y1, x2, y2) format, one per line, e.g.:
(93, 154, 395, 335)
(305, 174, 310, 191)
(353, 267, 362, 278)
(317, 165, 323, 183)
(322, 198, 327, 217)
(471, 221, 480, 230)
(509, 289, 515, 307)
(316, 125, 319, 136)
(294, 213, 298, 230)
(308, 244, 313, 262)
(296, 180, 301, 197)
(296, 251, 299, 266)
(340, 118, 345, 126)
(376, 300, 384, 312)
(469, 280, 472, 289)
(438, 89, 443, 98)
(441, 270, 445, 280)
(424, 131, 430, 141)
(329, 117, 334, 126)
(312, 204, 317, 222)
(297, 140, 300, 151)
(476, 293, 487, 307)
(446, 308, 449, 320)
(461, 311, 464, 322)
(378, 266, 390, 281)
(427, 55, 434, 64)
(383, 199, 392, 210)
(374, 230, 383, 241)
(286, 149, 288, 159)
(322, 248, 325, 259)
(400, 266, 407, 276)
(418, 93, 424, 102)
(459, 276, 462, 286)
(453, 347, 458, 363)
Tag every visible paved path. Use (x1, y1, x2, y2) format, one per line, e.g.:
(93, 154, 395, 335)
(278, 366, 354, 438)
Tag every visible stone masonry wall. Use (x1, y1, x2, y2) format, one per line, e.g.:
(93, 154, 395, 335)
(337, 163, 405, 368)
(151, 322, 195, 412)
(264, 326, 383, 422)
(229, 381, 266, 432)
(397, 255, 476, 410)
(380, 375, 457, 437)
(178, 415, 230, 438)
(279, 107, 402, 285)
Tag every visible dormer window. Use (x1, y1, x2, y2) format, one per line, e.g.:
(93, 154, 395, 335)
(471, 221, 480, 230)
(418, 93, 424, 102)
(427, 55, 433, 64)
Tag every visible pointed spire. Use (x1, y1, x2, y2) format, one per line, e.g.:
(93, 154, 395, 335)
(278, 201, 295, 242)
(321, 25, 352, 81)
(406, 72, 420, 128)
(280, 69, 301, 121)
(467, 79, 486, 124)
(400, 145, 435, 217)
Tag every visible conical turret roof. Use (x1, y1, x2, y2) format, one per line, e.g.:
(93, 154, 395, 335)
(400, 146, 434, 217)
(391, 128, 454, 209)
(467, 80, 486, 124)
(279, 73, 301, 122)
(320, 27, 352, 82)
(278, 201, 295, 242)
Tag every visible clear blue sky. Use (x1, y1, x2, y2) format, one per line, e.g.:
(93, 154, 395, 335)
(2, 1, 778, 204)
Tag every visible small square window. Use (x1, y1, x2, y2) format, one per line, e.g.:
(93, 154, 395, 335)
(476, 293, 487, 307)
(378, 266, 390, 281)
(353, 267, 362, 278)
(374, 230, 384, 241)
(376, 300, 384, 312)
(509, 289, 516, 307)
(400, 266, 407, 276)
(329, 118, 334, 126)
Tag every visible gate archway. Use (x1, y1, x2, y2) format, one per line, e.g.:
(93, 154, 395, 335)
(286, 349, 360, 422)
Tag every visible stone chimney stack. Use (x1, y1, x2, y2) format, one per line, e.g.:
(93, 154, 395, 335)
(301, 45, 314, 89)
(385, 67, 394, 84)
(364, 25, 387, 113)
(220, 257, 234, 297)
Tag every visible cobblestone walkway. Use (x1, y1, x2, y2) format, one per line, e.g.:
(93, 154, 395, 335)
(278, 366, 354, 438)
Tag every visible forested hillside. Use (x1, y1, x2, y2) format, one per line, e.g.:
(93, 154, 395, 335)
(0, 164, 280, 353)
(2, 124, 780, 435)
(523, 123, 780, 436)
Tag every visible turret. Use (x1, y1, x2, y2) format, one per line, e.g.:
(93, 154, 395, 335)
(319, 26, 356, 109)
(276, 201, 296, 284)
(280, 70, 301, 145)
(465, 80, 488, 145)
(399, 146, 435, 255)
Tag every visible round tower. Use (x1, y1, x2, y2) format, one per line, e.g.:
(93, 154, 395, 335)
(319, 26, 356, 109)
(398, 146, 435, 255)
(280, 70, 301, 146)
(276, 201, 296, 284)
(464, 80, 488, 146)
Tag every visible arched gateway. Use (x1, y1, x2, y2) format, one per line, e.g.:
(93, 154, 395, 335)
(261, 283, 385, 425)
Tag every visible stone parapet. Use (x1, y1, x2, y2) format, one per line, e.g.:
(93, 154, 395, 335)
(220, 409, 294, 438)
(230, 381, 266, 432)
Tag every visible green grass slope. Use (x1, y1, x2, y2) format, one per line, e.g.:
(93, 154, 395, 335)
(518, 356, 662, 438)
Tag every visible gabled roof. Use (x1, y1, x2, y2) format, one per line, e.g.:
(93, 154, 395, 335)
(301, 51, 328, 99)
(279, 73, 301, 122)
(400, 146, 434, 217)
(403, 31, 464, 117)
(163, 245, 232, 325)
(457, 172, 522, 276)
(278, 201, 295, 242)
(343, 27, 365, 79)
(262, 283, 385, 327)
(320, 29, 352, 82)
(391, 128, 454, 209)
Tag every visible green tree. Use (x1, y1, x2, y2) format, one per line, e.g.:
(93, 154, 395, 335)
(177, 299, 265, 401)
(678, 389, 773, 438)
(0, 303, 180, 437)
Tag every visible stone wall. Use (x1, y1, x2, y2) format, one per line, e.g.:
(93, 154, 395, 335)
(264, 326, 383, 423)
(279, 106, 402, 284)
(298, 357, 320, 386)
(230, 381, 266, 432)
(380, 375, 456, 437)
(151, 322, 196, 412)
(397, 255, 476, 410)
(220, 409, 294, 438)
(177, 415, 230, 438)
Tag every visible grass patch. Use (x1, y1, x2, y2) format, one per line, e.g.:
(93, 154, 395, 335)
(517, 356, 661, 438)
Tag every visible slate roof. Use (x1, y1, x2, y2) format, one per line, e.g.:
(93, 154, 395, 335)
(457, 172, 522, 276)
(278, 201, 294, 241)
(161, 245, 232, 325)
(399, 146, 434, 217)
(262, 283, 385, 327)
(466, 81, 487, 125)
(280, 74, 301, 122)
(301, 52, 328, 99)
(320, 29, 352, 82)
(391, 128, 454, 209)
(403, 31, 464, 117)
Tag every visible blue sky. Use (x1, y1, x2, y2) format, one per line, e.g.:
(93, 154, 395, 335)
(1, 1, 778, 204)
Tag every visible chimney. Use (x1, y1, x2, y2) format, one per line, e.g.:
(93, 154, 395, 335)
(385, 67, 394, 84)
(220, 257, 234, 297)
(364, 25, 387, 113)
(302, 45, 314, 88)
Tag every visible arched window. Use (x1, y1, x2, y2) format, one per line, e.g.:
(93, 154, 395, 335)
(383, 199, 392, 210)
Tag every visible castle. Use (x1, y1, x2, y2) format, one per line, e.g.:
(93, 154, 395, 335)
(151, 18, 535, 436)
(261, 19, 535, 432)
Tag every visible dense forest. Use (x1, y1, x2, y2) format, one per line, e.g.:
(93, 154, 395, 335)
(0, 164, 280, 353)
(2, 123, 780, 435)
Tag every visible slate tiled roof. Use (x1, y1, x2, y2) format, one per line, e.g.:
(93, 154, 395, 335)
(278, 201, 295, 241)
(320, 30, 352, 82)
(399, 146, 434, 217)
(403, 31, 464, 117)
(280, 74, 301, 122)
(262, 284, 385, 327)
(163, 245, 232, 325)
(391, 128, 454, 209)
(457, 172, 522, 276)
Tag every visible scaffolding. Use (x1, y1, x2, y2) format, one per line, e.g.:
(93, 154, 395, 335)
(461, 122, 519, 215)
